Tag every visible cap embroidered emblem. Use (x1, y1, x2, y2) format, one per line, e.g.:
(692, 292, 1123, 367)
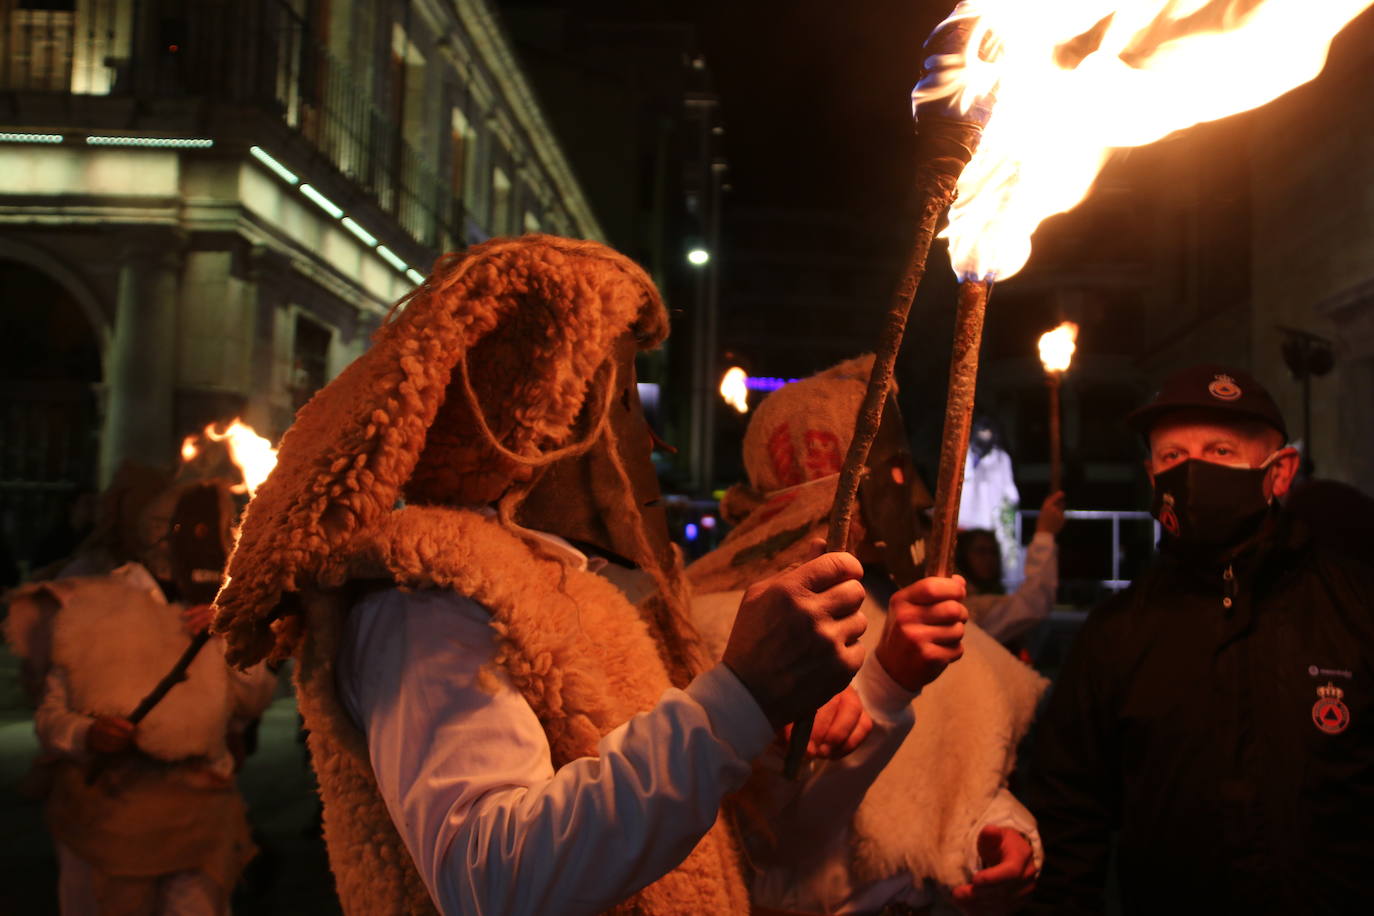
(1312, 682, 1351, 735)
(1208, 374, 1242, 401)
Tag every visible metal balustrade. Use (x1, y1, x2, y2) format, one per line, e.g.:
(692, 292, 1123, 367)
(0, 0, 469, 253)
(1015, 508, 1160, 592)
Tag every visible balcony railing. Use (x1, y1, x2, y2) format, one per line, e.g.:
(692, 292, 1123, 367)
(0, 0, 472, 253)
(1015, 508, 1160, 597)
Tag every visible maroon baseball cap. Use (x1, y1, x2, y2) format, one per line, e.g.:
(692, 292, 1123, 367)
(1127, 364, 1288, 441)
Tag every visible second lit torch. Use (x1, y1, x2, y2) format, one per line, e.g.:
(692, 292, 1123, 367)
(1037, 321, 1077, 494)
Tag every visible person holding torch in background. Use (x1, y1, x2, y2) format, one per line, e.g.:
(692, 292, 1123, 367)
(954, 322, 1073, 648)
(691, 356, 1046, 915)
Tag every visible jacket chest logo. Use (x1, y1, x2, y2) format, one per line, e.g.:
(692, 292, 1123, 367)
(1312, 682, 1351, 735)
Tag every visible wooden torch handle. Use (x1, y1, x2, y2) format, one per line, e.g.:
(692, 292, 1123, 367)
(924, 279, 993, 578)
(781, 120, 984, 779)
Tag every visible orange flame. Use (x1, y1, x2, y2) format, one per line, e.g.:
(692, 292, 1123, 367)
(200, 418, 277, 496)
(180, 436, 200, 462)
(719, 367, 750, 414)
(1039, 321, 1080, 372)
(916, 0, 1373, 281)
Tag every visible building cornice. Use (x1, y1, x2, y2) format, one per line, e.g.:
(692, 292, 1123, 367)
(451, 0, 605, 242)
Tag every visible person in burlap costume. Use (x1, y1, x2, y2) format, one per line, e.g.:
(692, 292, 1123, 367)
(4, 475, 275, 915)
(211, 235, 976, 915)
(690, 356, 1049, 915)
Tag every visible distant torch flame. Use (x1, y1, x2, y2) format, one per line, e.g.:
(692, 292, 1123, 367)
(720, 367, 750, 414)
(204, 419, 277, 496)
(1039, 321, 1080, 373)
(916, 0, 1373, 282)
(181, 418, 278, 496)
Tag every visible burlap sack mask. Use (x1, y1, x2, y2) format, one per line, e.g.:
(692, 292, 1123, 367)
(689, 355, 931, 594)
(213, 235, 667, 666)
(689, 356, 873, 594)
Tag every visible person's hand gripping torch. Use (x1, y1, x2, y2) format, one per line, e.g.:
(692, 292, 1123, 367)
(782, 12, 996, 778)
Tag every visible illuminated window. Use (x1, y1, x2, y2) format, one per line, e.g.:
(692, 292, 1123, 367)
(451, 107, 475, 203)
(5, 1, 75, 92)
(491, 166, 511, 235)
(291, 314, 332, 412)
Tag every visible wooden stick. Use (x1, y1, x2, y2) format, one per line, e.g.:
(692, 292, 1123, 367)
(87, 631, 212, 784)
(781, 119, 982, 779)
(924, 280, 992, 578)
(1048, 372, 1063, 494)
(128, 631, 213, 723)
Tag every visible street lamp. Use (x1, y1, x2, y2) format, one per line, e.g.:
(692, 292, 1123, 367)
(687, 247, 710, 267)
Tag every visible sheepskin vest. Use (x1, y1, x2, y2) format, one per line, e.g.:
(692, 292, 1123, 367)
(296, 505, 750, 916)
(13, 565, 253, 886)
(48, 565, 233, 762)
(693, 589, 1047, 893)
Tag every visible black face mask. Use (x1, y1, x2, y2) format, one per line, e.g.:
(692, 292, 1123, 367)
(1151, 458, 1274, 555)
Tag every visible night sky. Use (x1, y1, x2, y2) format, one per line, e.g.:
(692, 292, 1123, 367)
(691, 0, 953, 215)
(496, 0, 958, 218)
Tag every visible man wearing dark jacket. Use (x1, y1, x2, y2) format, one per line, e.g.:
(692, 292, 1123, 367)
(1026, 364, 1374, 914)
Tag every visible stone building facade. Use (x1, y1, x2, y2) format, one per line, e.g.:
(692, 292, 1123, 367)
(0, 0, 601, 575)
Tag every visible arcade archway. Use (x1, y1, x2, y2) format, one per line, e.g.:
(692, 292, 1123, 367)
(0, 257, 103, 581)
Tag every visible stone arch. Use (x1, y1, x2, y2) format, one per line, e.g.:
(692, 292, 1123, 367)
(0, 241, 109, 580)
(0, 235, 112, 367)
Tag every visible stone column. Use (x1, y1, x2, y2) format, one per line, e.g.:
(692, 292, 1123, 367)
(98, 230, 185, 485)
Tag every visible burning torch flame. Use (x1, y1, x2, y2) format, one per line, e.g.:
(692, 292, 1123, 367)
(916, 0, 1374, 282)
(1039, 321, 1080, 373)
(183, 418, 278, 496)
(720, 367, 750, 414)
(205, 419, 277, 496)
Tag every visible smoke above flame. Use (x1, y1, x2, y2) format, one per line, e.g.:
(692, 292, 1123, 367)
(1039, 321, 1080, 372)
(180, 418, 278, 496)
(916, 0, 1373, 281)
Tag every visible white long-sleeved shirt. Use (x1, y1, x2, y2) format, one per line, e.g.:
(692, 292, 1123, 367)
(966, 530, 1059, 644)
(336, 528, 927, 916)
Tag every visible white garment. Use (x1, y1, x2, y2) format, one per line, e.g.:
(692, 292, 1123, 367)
(958, 446, 1022, 582)
(56, 842, 225, 916)
(965, 531, 1059, 644)
(335, 535, 922, 916)
(705, 586, 1043, 914)
(34, 565, 276, 778)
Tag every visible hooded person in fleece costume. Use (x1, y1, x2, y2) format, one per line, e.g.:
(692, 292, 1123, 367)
(690, 356, 1048, 915)
(211, 235, 975, 915)
(5, 473, 276, 915)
